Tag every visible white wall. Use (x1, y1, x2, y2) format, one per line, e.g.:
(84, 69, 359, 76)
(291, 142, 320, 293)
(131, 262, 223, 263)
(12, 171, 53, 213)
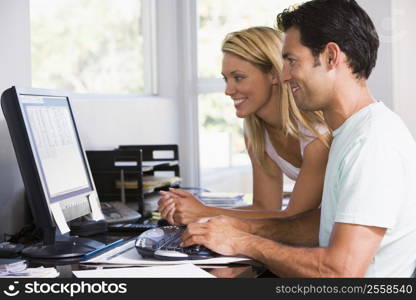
(358, 0, 393, 109)
(0, 1, 31, 92)
(71, 96, 179, 150)
(359, 0, 416, 138)
(0, 0, 32, 239)
(392, 0, 416, 138)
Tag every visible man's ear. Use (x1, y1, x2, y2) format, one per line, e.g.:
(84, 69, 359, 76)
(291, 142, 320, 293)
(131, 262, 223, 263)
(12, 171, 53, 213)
(324, 42, 341, 69)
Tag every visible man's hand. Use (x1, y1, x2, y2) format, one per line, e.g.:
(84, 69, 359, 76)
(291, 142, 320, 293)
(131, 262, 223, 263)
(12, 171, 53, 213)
(180, 215, 253, 256)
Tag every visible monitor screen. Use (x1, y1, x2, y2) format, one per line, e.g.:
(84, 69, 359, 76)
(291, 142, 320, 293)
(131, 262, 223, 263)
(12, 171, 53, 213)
(1, 87, 101, 232)
(19, 95, 92, 202)
(1, 87, 106, 259)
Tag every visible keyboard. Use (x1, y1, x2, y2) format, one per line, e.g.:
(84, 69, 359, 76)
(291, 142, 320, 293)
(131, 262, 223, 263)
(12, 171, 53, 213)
(100, 202, 141, 224)
(135, 226, 217, 260)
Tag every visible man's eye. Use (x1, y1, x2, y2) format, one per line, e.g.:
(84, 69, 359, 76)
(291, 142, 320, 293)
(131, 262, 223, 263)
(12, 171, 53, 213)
(235, 76, 244, 81)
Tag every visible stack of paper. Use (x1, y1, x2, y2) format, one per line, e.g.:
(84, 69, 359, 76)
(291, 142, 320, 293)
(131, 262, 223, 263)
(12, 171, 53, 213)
(0, 258, 27, 275)
(142, 161, 179, 169)
(142, 176, 181, 192)
(0, 266, 59, 278)
(198, 192, 245, 208)
(115, 176, 181, 193)
(81, 239, 249, 267)
(73, 264, 215, 278)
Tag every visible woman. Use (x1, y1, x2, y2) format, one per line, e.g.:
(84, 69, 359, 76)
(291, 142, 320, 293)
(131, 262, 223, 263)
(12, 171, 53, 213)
(158, 26, 330, 225)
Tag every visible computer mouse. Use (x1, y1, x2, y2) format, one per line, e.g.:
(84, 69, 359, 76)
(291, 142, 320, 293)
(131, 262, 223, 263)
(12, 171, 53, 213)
(157, 218, 170, 226)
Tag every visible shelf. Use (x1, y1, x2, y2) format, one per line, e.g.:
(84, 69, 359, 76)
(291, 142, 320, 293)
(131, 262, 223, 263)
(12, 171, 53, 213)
(142, 161, 178, 172)
(86, 144, 180, 215)
(116, 176, 181, 194)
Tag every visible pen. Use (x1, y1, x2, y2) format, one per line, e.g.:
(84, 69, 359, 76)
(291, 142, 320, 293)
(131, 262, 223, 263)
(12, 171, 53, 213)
(80, 239, 125, 261)
(104, 245, 135, 261)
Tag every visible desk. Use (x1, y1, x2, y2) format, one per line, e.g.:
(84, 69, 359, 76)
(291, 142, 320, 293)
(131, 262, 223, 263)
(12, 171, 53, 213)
(28, 233, 265, 278)
(72, 263, 264, 278)
(203, 264, 264, 278)
(31, 259, 264, 278)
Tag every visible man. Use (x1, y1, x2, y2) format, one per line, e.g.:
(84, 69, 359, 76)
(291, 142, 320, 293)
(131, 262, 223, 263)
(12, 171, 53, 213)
(181, 0, 416, 277)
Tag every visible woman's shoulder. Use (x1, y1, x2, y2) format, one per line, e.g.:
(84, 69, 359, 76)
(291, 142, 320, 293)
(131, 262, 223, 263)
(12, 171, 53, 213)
(298, 121, 328, 139)
(297, 121, 329, 155)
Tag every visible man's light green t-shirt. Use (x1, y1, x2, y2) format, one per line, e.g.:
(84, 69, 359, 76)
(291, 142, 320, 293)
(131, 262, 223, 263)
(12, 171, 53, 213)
(319, 102, 416, 277)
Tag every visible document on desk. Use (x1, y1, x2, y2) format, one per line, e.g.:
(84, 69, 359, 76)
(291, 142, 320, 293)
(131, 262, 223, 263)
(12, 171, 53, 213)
(81, 240, 249, 266)
(0, 267, 59, 278)
(73, 264, 215, 278)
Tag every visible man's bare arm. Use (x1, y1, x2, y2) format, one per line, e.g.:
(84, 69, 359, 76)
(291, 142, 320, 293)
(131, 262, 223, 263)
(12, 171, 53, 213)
(239, 222, 385, 277)
(182, 219, 385, 277)
(246, 208, 321, 247)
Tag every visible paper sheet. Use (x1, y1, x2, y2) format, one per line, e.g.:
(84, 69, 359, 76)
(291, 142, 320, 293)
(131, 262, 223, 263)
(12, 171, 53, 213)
(50, 202, 70, 234)
(88, 192, 105, 221)
(82, 240, 250, 266)
(73, 264, 215, 278)
(0, 267, 59, 278)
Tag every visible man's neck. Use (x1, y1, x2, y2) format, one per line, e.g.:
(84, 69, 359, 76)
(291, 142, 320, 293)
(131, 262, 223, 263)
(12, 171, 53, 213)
(323, 80, 375, 131)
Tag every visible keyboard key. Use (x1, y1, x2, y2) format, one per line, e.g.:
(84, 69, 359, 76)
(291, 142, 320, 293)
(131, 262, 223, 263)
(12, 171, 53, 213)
(135, 225, 218, 260)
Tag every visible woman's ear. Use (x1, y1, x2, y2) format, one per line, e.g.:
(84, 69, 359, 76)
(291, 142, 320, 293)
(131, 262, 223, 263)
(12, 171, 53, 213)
(270, 69, 280, 85)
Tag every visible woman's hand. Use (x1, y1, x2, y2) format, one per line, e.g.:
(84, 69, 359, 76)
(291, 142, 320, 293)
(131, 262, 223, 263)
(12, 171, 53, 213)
(158, 189, 211, 225)
(157, 191, 177, 225)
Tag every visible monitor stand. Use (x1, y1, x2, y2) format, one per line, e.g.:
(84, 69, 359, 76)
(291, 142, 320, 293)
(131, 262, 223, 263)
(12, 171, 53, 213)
(21, 230, 105, 260)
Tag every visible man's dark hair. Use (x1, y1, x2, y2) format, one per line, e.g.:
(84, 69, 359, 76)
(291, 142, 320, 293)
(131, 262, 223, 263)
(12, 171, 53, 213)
(277, 0, 379, 79)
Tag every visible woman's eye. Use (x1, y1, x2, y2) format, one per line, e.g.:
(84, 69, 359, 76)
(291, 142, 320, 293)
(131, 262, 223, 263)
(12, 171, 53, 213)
(235, 76, 244, 81)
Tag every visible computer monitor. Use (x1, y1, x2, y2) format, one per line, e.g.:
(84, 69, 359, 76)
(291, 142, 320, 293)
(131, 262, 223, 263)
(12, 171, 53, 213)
(1, 86, 105, 259)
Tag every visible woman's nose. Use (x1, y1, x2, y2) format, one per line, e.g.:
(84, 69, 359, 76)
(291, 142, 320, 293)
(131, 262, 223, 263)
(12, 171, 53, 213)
(225, 82, 235, 96)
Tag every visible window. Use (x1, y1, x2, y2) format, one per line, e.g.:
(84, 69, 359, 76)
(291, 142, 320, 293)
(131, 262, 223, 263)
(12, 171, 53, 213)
(197, 0, 300, 193)
(30, 0, 153, 95)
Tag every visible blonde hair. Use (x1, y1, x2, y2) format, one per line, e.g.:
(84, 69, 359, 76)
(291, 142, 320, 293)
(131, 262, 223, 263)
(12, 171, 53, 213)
(222, 26, 329, 173)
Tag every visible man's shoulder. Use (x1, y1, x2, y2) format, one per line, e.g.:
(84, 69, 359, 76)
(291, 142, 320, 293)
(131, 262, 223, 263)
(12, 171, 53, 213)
(332, 102, 416, 158)
(368, 103, 413, 143)
(343, 102, 405, 139)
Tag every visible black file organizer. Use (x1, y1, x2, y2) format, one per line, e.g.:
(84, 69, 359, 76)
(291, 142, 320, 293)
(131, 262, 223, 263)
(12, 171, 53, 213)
(86, 145, 181, 215)
(119, 144, 180, 175)
(86, 149, 144, 213)
(119, 145, 181, 196)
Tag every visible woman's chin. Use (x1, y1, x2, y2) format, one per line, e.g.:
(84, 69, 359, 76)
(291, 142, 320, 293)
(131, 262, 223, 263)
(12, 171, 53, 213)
(235, 109, 250, 118)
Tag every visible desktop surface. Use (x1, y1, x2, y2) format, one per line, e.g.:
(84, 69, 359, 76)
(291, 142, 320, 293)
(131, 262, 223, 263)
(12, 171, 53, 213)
(26, 231, 264, 278)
